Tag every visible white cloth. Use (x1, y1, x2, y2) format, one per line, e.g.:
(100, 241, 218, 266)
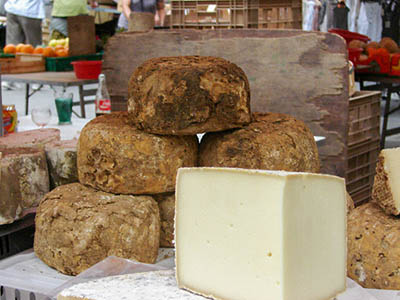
(5, 0, 45, 19)
(357, 2, 382, 42)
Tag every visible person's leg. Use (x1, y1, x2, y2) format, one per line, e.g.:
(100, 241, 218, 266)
(19, 16, 42, 46)
(5, 12, 25, 44)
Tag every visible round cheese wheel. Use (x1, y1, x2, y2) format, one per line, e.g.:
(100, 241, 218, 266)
(128, 56, 251, 135)
(198, 112, 320, 173)
(348, 202, 400, 289)
(34, 183, 160, 276)
(77, 112, 198, 194)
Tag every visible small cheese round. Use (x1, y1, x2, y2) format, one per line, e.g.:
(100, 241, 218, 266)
(348, 202, 400, 289)
(34, 183, 160, 276)
(128, 56, 251, 135)
(154, 193, 175, 248)
(198, 112, 320, 173)
(77, 112, 198, 194)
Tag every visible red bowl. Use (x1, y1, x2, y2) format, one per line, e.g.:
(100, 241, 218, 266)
(71, 60, 102, 80)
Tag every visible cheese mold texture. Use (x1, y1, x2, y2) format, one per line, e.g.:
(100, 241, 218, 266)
(372, 148, 400, 215)
(175, 167, 347, 300)
(57, 270, 205, 300)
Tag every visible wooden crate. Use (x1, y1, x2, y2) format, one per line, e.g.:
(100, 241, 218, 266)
(346, 90, 381, 206)
(0, 54, 45, 74)
(170, 0, 301, 29)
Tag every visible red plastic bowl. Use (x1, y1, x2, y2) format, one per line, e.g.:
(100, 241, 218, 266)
(71, 60, 102, 80)
(328, 29, 370, 45)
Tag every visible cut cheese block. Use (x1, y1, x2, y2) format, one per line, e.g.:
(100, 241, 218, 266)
(0, 147, 49, 224)
(45, 139, 78, 189)
(154, 193, 175, 248)
(34, 183, 160, 275)
(57, 270, 204, 300)
(128, 56, 251, 135)
(77, 112, 198, 194)
(175, 167, 346, 300)
(372, 148, 400, 215)
(347, 202, 400, 289)
(199, 112, 320, 173)
(0, 128, 60, 150)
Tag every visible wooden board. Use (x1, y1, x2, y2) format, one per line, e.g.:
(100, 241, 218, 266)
(67, 16, 96, 57)
(102, 29, 349, 177)
(0, 54, 45, 74)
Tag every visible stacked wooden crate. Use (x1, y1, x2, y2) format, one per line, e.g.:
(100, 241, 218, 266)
(170, 0, 301, 29)
(346, 91, 381, 206)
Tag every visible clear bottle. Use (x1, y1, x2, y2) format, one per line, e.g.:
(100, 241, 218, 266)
(95, 74, 111, 117)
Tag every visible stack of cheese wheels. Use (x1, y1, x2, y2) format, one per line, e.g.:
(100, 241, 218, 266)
(348, 147, 400, 289)
(35, 55, 321, 276)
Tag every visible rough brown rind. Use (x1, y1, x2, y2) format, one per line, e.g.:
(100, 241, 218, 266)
(198, 112, 320, 173)
(34, 183, 160, 276)
(0, 147, 50, 224)
(128, 56, 251, 135)
(0, 128, 60, 151)
(347, 202, 400, 289)
(372, 152, 399, 215)
(346, 192, 355, 214)
(45, 139, 78, 189)
(77, 112, 198, 194)
(154, 193, 175, 248)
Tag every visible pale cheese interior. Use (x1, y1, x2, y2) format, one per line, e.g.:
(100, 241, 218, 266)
(383, 148, 400, 210)
(175, 167, 346, 300)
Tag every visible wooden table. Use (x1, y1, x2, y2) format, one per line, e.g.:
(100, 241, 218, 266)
(356, 73, 400, 149)
(2, 72, 98, 118)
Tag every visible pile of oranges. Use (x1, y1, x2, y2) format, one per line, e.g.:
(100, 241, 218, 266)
(3, 43, 69, 57)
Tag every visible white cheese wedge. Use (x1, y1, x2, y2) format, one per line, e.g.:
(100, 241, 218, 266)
(372, 148, 400, 215)
(175, 167, 347, 300)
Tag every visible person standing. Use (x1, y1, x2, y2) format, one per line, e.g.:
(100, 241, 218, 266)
(5, 0, 44, 46)
(117, 0, 165, 30)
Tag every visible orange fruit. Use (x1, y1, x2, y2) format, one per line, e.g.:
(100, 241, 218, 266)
(42, 46, 55, 57)
(15, 43, 25, 53)
(21, 44, 34, 54)
(3, 44, 16, 54)
(33, 46, 44, 54)
(55, 48, 68, 57)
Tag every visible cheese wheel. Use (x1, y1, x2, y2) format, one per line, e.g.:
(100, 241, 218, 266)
(372, 148, 400, 215)
(198, 112, 320, 173)
(348, 202, 400, 289)
(128, 56, 251, 135)
(0, 147, 49, 224)
(347, 192, 355, 214)
(0, 128, 60, 150)
(34, 183, 160, 276)
(154, 193, 175, 248)
(45, 139, 78, 189)
(57, 270, 204, 300)
(77, 112, 198, 194)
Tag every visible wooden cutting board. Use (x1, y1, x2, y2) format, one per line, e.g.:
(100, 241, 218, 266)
(103, 29, 349, 177)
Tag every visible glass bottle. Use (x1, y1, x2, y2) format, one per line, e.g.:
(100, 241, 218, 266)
(95, 74, 111, 117)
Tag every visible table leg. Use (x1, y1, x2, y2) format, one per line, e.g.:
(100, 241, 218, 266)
(381, 86, 392, 149)
(25, 83, 30, 115)
(78, 85, 86, 118)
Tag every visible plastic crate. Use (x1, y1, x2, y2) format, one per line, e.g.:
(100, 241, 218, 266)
(170, 0, 301, 29)
(45, 53, 103, 72)
(348, 91, 381, 147)
(0, 214, 35, 260)
(346, 139, 380, 206)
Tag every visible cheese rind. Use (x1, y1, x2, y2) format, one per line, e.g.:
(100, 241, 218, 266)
(198, 112, 320, 173)
(372, 148, 400, 215)
(347, 202, 400, 289)
(128, 56, 251, 135)
(175, 167, 346, 300)
(153, 192, 175, 248)
(77, 112, 198, 194)
(34, 183, 160, 275)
